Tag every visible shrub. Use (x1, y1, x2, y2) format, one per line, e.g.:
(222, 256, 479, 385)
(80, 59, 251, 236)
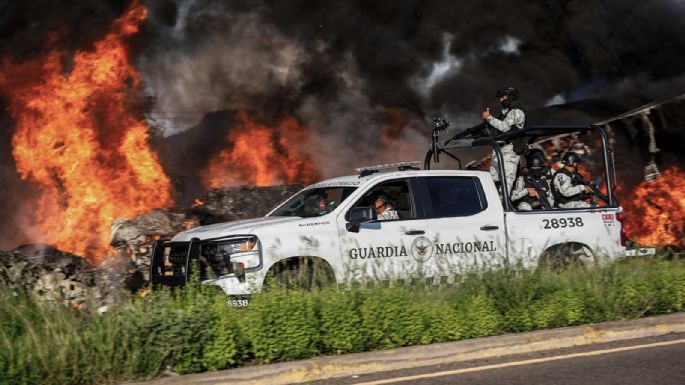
(359, 287, 425, 349)
(4, 256, 685, 384)
(315, 288, 365, 354)
(456, 292, 503, 338)
(529, 288, 584, 329)
(241, 289, 319, 363)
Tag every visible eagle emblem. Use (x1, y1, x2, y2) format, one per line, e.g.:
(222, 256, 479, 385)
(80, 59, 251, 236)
(411, 236, 434, 262)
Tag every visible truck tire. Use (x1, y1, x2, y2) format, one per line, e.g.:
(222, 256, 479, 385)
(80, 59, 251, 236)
(538, 243, 594, 270)
(265, 257, 335, 290)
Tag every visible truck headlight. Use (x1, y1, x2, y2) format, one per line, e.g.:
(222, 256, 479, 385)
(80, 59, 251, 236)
(239, 237, 257, 252)
(226, 237, 258, 253)
(201, 236, 260, 277)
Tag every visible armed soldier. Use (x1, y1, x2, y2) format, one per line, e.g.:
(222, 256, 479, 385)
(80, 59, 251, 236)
(511, 150, 554, 211)
(481, 86, 526, 196)
(552, 151, 593, 209)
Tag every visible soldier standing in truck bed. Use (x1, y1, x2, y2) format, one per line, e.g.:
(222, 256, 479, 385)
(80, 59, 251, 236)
(481, 86, 526, 196)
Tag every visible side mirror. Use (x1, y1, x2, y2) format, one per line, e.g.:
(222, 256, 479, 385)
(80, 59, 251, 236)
(346, 207, 377, 233)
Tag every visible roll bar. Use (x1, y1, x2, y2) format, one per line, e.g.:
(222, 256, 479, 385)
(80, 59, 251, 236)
(424, 124, 616, 209)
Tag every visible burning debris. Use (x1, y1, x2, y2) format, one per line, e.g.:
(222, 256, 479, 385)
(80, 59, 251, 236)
(619, 167, 685, 249)
(0, 1, 172, 263)
(0, 183, 303, 301)
(188, 184, 303, 223)
(204, 112, 319, 188)
(595, 93, 685, 248)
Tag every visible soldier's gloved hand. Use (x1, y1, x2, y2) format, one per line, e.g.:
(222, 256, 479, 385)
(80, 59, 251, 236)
(481, 107, 491, 121)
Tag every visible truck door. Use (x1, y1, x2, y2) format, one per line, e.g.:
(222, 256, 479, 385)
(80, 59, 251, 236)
(417, 175, 507, 282)
(337, 177, 429, 284)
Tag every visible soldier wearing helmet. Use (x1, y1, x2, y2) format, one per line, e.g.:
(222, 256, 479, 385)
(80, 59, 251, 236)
(481, 86, 526, 197)
(511, 150, 554, 211)
(552, 151, 593, 209)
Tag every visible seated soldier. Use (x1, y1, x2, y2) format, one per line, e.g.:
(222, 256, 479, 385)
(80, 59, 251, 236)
(511, 150, 555, 211)
(552, 151, 593, 209)
(373, 192, 400, 220)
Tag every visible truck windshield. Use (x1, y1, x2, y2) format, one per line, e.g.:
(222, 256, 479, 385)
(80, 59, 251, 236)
(270, 186, 357, 218)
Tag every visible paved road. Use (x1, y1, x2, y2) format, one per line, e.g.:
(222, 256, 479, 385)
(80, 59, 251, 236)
(306, 332, 685, 385)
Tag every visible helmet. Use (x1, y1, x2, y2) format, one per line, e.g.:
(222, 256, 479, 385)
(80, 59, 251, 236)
(496, 86, 520, 109)
(562, 151, 582, 166)
(496, 86, 519, 98)
(526, 150, 546, 168)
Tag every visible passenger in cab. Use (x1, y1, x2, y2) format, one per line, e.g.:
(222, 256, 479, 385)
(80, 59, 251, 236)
(373, 193, 400, 220)
(511, 150, 554, 211)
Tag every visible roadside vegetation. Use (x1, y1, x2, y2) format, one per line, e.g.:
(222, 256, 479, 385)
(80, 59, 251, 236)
(2, 256, 685, 384)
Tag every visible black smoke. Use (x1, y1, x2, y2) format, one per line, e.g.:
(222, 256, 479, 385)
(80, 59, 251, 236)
(137, 0, 685, 179)
(1, 0, 685, 249)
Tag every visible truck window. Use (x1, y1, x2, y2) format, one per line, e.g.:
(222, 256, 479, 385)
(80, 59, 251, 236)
(270, 186, 357, 218)
(423, 176, 486, 218)
(350, 179, 414, 220)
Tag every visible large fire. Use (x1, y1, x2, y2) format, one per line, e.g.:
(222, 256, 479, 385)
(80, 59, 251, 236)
(204, 111, 319, 188)
(0, 2, 172, 263)
(620, 166, 685, 248)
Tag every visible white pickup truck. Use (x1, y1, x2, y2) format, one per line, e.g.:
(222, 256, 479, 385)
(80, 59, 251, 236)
(150, 124, 654, 300)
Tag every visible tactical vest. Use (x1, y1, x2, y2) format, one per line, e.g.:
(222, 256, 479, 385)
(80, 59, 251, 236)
(486, 109, 527, 155)
(516, 168, 552, 208)
(552, 168, 586, 204)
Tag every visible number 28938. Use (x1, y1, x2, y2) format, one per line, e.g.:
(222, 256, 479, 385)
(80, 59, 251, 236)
(542, 217, 584, 229)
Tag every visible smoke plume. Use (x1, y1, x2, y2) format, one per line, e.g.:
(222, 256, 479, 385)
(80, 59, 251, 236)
(136, 0, 685, 178)
(1, 0, 685, 250)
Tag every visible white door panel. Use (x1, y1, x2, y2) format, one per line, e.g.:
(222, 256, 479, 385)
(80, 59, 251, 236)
(338, 219, 430, 283)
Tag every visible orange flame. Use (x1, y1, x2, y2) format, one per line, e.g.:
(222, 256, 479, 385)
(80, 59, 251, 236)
(0, 1, 172, 263)
(204, 111, 319, 188)
(620, 166, 685, 247)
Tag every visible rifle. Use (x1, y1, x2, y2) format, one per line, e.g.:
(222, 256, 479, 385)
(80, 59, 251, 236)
(445, 121, 488, 144)
(588, 176, 610, 204)
(524, 176, 553, 210)
(574, 175, 610, 204)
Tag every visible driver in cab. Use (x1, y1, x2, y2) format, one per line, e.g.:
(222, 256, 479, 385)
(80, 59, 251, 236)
(373, 193, 399, 221)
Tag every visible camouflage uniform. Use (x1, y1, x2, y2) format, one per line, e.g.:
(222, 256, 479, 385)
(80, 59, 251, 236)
(511, 168, 555, 211)
(377, 205, 400, 220)
(487, 108, 525, 196)
(552, 169, 590, 209)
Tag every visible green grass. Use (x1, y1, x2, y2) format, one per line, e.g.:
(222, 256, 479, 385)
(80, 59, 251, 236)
(3, 256, 685, 384)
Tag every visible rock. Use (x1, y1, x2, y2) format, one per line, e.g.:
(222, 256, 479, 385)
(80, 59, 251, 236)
(0, 244, 99, 306)
(187, 184, 302, 224)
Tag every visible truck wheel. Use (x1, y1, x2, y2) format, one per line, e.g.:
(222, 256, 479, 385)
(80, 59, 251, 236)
(265, 257, 335, 290)
(538, 243, 594, 270)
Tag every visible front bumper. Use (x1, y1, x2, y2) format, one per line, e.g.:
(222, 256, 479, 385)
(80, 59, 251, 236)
(206, 275, 257, 296)
(149, 236, 262, 288)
